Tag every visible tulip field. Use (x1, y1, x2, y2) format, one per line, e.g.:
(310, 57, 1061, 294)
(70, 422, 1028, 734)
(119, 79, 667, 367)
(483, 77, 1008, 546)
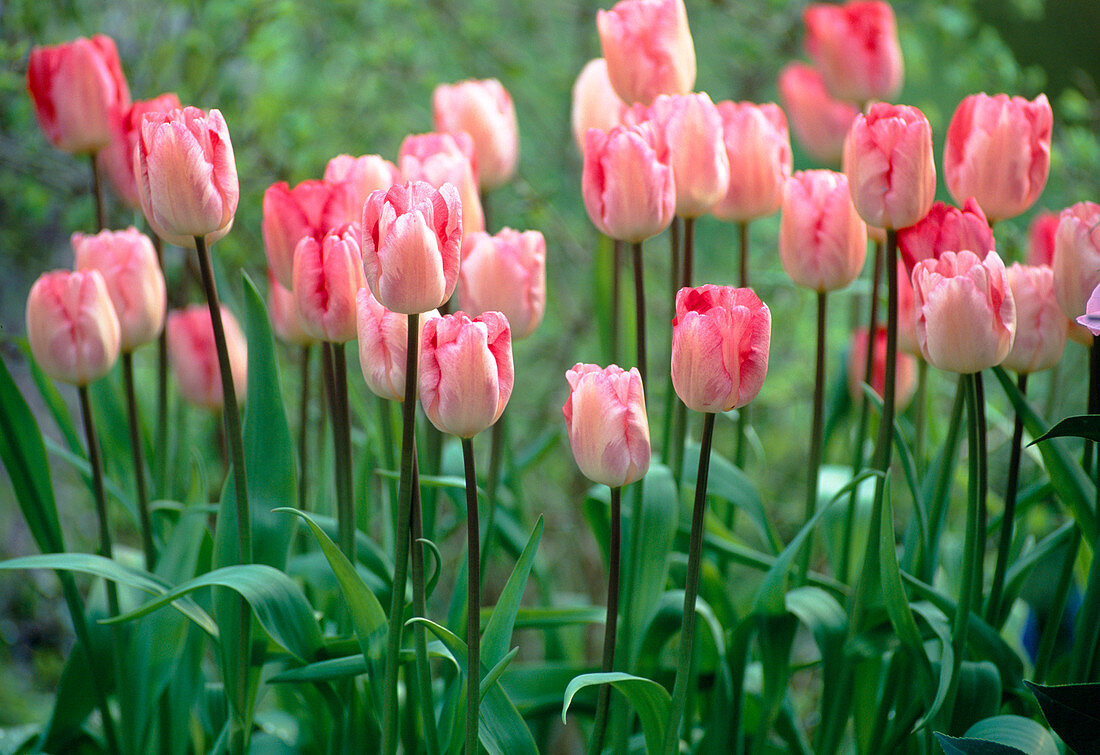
(5, 0, 1100, 753)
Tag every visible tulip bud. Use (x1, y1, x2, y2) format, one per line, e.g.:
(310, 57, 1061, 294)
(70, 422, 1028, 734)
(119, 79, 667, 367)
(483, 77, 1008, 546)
(26, 269, 121, 386)
(267, 268, 314, 346)
(1002, 264, 1067, 374)
(912, 250, 1016, 374)
(167, 305, 247, 410)
(943, 93, 1052, 223)
(433, 79, 519, 190)
(848, 326, 917, 410)
(399, 132, 484, 236)
(671, 285, 771, 413)
(803, 1, 903, 104)
(292, 223, 366, 343)
(896, 198, 995, 277)
(459, 228, 546, 340)
(263, 179, 354, 289)
(711, 101, 793, 223)
(596, 0, 696, 106)
(779, 170, 867, 292)
(97, 92, 182, 209)
(361, 180, 463, 315)
(1052, 202, 1100, 344)
(72, 227, 166, 352)
(324, 154, 400, 221)
(571, 59, 627, 151)
(645, 93, 729, 218)
(356, 288, 438, 402)
(562, 363, 651, 488)
(136, 107, 239, 248)
(419, 311, 514, 438)
(26, 35, 130, 155)
(777, 63, 860, 166)
(1027, 210, 1059, 267)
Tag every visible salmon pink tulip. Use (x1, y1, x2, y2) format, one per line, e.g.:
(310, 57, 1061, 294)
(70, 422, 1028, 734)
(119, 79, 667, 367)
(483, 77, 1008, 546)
(324, 154, 399, 221)
(26, 269, 121, 386)
(803, 1, 903, 104)
(433, 79, 519, 190)
(571, 59, 626, 151)
(563, 363, 651, 488)
(167, 305, 247, 410)
(1028, 210, 1059, 267)
(711, 101, 793, 223)
(267, 268, 313, 346)
(399, 132, 484, 236)
(646, 93, 729, 218)
(292, 223, 366, 343)
(777, 63, 860, 166)
(779, 170, 867, 292)
(459, 228, 546, 340)
(263, 179, 354, 289)
(97, 92, 182, 208)
(356, 288, 438, 403)
(1052, 202, 1100, 344)
(897, 198, 995, 277)
(596, 0, 696, 106)
(1003, 263, 1067, 374)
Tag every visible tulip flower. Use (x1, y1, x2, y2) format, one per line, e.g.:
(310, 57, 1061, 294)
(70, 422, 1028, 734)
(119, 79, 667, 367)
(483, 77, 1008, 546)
(1053, 202, 1100, 344)
(433, 79, 519, 189)
(777, 63, 860, 166)
(267, 269, 314, 347)
(596, 0, 696, 106)
(943, 93, 1052, 223)
(263, 179, 355, 289)
(1028, 210, 1059, 267)
(897, 198, 995, 277)
(803, 1, 903, 104)
(779, 170, 867, 292)
(292, 223, 366, 344)
(97, 93, 182, 209)
(848, 326, 917, 409)
(571, 58, 626, 151)
(167, 305, 247, 410)
(324, 154, 399, 221)
(562, 363, 651, 488)
(356, 288, 439, 403)
(459, 228, 546, 339)
(1003, 264, 1067, 375)
(399, 132, 484, 236)
(711, 101, 793, 224)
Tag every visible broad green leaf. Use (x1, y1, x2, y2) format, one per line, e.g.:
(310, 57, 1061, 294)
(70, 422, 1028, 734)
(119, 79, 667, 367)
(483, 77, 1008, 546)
(784, 587, 847, 737)
(480, 647, 519, 699)
(951, 661, 1002, 735)
(627, 464, 678, 640)
(480, 605, 604, 631)
(911, 602, 956, 730)
(269, 655, 368, 684)
(1029, 414, 1100, 444)
(1025, 680, 1100, 754)
(561, 672, 670, 754)
(963, 715, 1058, 755)
(878, 480, 924, 652)
(21, 341, 83, 458)
(294, 512, 393, 589)
(682, 444, 780, 552)
(482, 516, 543, 669)
(935, 732, 1027, 754)
(636, 590, 725, 676)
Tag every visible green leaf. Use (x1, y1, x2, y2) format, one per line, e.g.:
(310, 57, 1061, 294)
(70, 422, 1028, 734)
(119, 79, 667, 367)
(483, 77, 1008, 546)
(1029, 414, 1100, 445)
(480, 647, 519, 700)
(269, 655, 368, 684)
(480, 605, 605, 631)
(963, 715, 1058, 755)
(784, 587, 847, 735)
(935, 732, 1027, 754)
(561, 672, 670, 753)
(482, 516, 543, 670)
(1024, 680, 1100, 755)
(682, 444, 781, 552)
(627, 464, 679, 636)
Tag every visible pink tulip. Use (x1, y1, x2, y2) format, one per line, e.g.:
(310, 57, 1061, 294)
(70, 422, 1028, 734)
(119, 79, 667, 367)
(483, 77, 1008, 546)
(72, 227, 165, 352)
(399, 131, 484, 236)
(843, 103, 935, 230)
(779, 170, 867, 292)
(167, 305, 247, 410)
(562, 363, 651, 488)
(433, 79, 519, 190)
(419, 311, 514, 438)
(97, 92, 182, 208)
(262, 179, 353, 289)
(136, 107, 239, 248)
(777, 63, 860, 166)
(1052, 202, 1100, 344)
(1027, 210, 1059, 267)
(459, 228, 546, 340)
(292, 223, 366, 344)
(912, 250, 1016, 374)
(1003, 264, 1067, 374)
(267, 268, 314, 346)
(943, 93, 1052, 223)
(1076, 283, 1100, 337)
(356, 288, 438, 402)
(645, 93, 730, 218)
(711, 101, 793, 223)
(324, 154, 399, 221)
(582, 124, 675, 243)
(571, 59, 627, 151)
(848, 326, 917, 410)
(803, 1, 903, 104)
(671, 285, 771, 413)
(596, 0, 696, 106)
(26, 269, 121, 386)
(361, 180, 463, 315)
(896, 198, 995, 277)
(26, 35, 130, 155)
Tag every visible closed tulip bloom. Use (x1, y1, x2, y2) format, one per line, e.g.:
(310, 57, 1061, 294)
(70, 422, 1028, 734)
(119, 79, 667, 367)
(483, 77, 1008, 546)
(97, 92, 182, 208)
(712, 101, 793, 223)
(912, 250, 1015, 374)
(779, 170, 867, 292)
(1076, 283, 1100, 337)
(571, 59, 626, 151)
(848, 326, 917, 409)
(361, 180, 463, 315)
(399, 131, 484, 236)
(356, 288, 438, 402)
(897, 198, 995, 277)
(267, 268, 313, 346)
(72, 227, 165, 352)
(1052, 202, 1100, 343)
(803, 1, 903, 104)
(433, 79, 519, 190)
(167, 305, 247, 410)
(136, 107, 239, 248)
(263, 179, 354, 289)
(843, 103, 935, 230)
(26, 35, 130, 155)
(26, 269, 121, 386)
(1003, 264, 1067, 374)
(562, 363, 651, 487)
(582, 124, 675, 243)
(459, 228, 546, 340)
(1027, 210, 1059, 267)
(671, 285, 771, 413)
(324, 154, 399, 221)
(419, 312, 514, 438)
(943, 93, 1052, 223)
(778, 63, 860, 166)
(597, 0, 696, 106)
(646, 93, 729, 218)
(292, 223, 366, 343)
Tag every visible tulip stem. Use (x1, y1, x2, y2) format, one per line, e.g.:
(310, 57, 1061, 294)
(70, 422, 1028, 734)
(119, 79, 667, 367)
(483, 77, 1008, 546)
(122, 352, 156, 570)
(611, 239, 622, 364)
(682, 217, 695, 289)
(298, 344, 312, 512)
(152, 234, 169, 500)
(798, 292, 828, 584)
(324, 342, 355, 560)
(462, 437, 482, 755)
(670, 217, 682, 312)
(632, 242, 648, 389)
(590, 486, 622, 755)
(986, 372, 1026, 626)
(664, 411, 716, 753)
(479, 413, 506, 584)
(89, 154, 105, 230)
(913, 358, 928, 474)
(737, 221, 749, 288)
(733, 223, 750, 470)
(409, 452, 440, 754)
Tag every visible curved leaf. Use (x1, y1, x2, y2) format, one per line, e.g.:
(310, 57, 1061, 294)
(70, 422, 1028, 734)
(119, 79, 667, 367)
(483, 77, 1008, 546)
(683, 444, 780, 552)
(482, 516, 543, 670)
(561, 672, 670, 753)
(964, 715, 1058, 755)
(1025, 680, 1100, 755)
(935, 732, 1027, 755)
(1029, 414, 1100, 445)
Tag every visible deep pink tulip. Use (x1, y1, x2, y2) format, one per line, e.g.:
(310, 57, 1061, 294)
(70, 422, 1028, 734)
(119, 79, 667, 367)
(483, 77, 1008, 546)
(779, 170, 867, 292)
(803, 1, 903, 104)
(1003, 263, 1067, 374)
(356, 288, 438, 403)
(361, 180, 463, 315)
(582, 124, 675, 243)
(777, 63, 860, 166)
(596, 0, 696, 106)
(571, 59, 627, 151)
(72, 227, 165, 352)
(459, 228, 546, 340)
(419, 311, 514, 438)
(896, 198, 995, 277)
(562, 363, 651, 488)
(97, 92, 182, 208)
(1077, 283, 1100, 337)
(267, 268, 314, 346)
(848, 326, 917, 409)
(943, 93, 1052, 223)
(324, 154, 400, 222)
(26, 35, 130, 155)
(843, 103, 935, 230)
(711, 101, 793, 223)
(912, 250, 1016, 374)
(136, 107, 239, 248)
(433, 79, 519, 190)
(671, 285, 771, 413)
(26, 269, 121, 386)
(399, 131, 484, 236)
(167, 305, 247, 410)
(1027, 210, 1059, 267)
(263, 179, 353, 289)
(1052, 202, 1100, 344)
(292, 223, 366, 343)
(645, 93, 729, 218)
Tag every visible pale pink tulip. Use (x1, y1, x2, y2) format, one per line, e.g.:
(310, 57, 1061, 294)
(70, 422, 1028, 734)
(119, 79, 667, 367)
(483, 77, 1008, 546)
(597, 0, 696, 106)
(459, 228, 546, 340)
(848, 326, 917, 409)
(1003, 263, 1067, 374)
(399, 131, 484, 236)
(267, 268, 314, 346)
(779, 170, 867, 292)
(803, 1, 903, 104)
(571, 59, 627, 151)
(26, 269, 121, 386)
(324, 154, 400, 221)
(433, 79, 519, 190)
(98, 92, 182, 208)
(356, 288, 438, 402)
(645, 93, 729, 218)
(582, 124, 675, 243)
(1052, 202, 1100, 344)
(263, 179, 354, 289)
(896, 198, 995, 277)
(777, 63, 860, 166)
(711, 101, 793, 223)
(563, 363, 651, 488)
(167, 305, 247, 410)
(292, 223, 365, 343)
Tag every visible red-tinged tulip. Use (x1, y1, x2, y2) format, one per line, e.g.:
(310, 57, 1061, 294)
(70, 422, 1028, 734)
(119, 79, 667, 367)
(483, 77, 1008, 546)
(711, 101, 793, 223)
(26, 35, 130, 155)
(433, 79, 519, 190)
(324, 154, 399, 221)
(912, 250, 1016, 374)
(562, 363, 651, 488)
(571, 59, 626, 151)
(896, 198, 995, 277)
(263, 179, 354, 289)
(943, 93, 1052, 223)
(1027, 210, 1059, 267)
(356, 288, 438, 402)
(72, 227, 165, 352)
(399, 131, 484, 236)
(361, 180, 463, 315)
(292, 223, 366, 344)
(459, 228, 546, 340)
(26, 269, 121, 386)
(167, 305, 247, 410)
(1052, 202, 1100, 344)
(267, 268, 313, 346)
(779, 170, 867, 292)
(803, 1, 903, 104)
(777, 63, 860, 166)
(1077, 283, 1100, 337)
(897, 263, 919, 356)
(1003, 264, 1067, 374)
(596, 0, 696, 106)
(848, 326, 917, 409)
(646, 93, 729, 218)
(97, 92, 182, 208)
(419, 311, 514, 438)
(136, 107, 239, 248)
(582, 124, 675, 243)
(671, 285, 771, 413)
(843, 103, 935, 230)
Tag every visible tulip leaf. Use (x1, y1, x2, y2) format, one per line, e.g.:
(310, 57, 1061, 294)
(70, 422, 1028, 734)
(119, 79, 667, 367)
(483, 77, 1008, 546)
(561, 672, 670, 754)
(482, 516, 543, 670)
(1029, 414, 1100, 445)
(683, 444, 781, 553)
(1024, 680, 1100, 754)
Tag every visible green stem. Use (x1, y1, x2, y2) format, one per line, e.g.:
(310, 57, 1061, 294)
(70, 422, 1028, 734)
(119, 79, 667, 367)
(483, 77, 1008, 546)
(632, 241, 647, 389)
(122, 352, 156, 570)
(611, 239, 622, 364)
(975, 371, 989, 601)
(682, 217, 695, 289)
(479, 413, 506, 583)
(920, 378, 966, 582)
(462, 437, 481, 755)
(670, 216, 682, 309)
(737, 221, 749, 289)
(986, 372, 1027, 625)
(590, 486, 622, 755)
(733, 222, 751, 469)
(90, 153, 105, 230)
(152, 233, 169, 500)
(330, 343, 355, 560)
(914, 358, 928, 474)
(409, 453, 439, 753)
(297, 345, 312, 512)
(798, 292, 827, 584)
